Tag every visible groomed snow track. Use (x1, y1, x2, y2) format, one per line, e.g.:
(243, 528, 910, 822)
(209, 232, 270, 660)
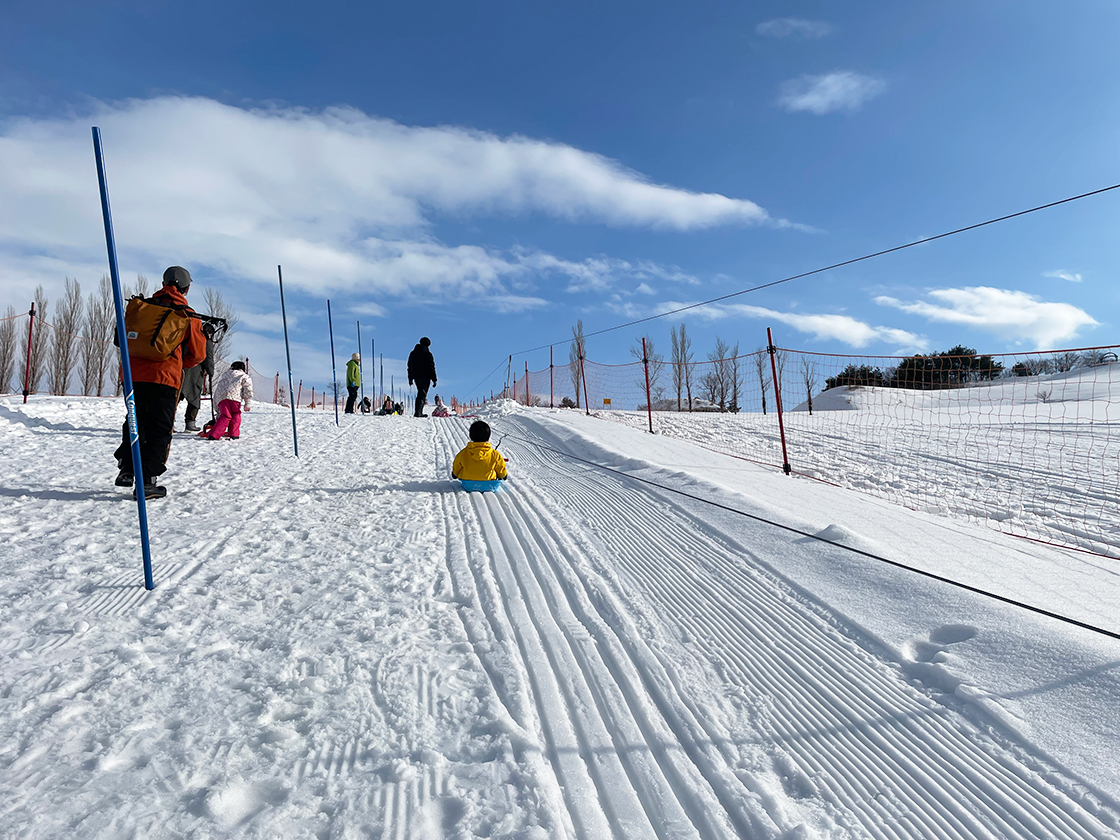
(434, 414, 1119, 840)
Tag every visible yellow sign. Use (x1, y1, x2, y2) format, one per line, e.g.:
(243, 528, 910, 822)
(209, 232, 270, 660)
(603, 398, 611, 406)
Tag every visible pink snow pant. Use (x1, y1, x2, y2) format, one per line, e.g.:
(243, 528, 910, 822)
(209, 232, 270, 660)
(208, 399, 242, 439)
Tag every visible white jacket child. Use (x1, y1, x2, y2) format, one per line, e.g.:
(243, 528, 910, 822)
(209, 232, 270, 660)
(213, 366, 253, 407)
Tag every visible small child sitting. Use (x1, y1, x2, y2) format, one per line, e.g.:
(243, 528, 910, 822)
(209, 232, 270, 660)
(431, 394, 450, 417)
(207, 361, 253, 440)
(452, 420, 508, 485)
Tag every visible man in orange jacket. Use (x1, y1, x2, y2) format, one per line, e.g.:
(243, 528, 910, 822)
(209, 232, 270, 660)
(114, 266, 207, 499)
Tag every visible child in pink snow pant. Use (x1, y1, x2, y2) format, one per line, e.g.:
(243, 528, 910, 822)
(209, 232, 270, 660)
(206, 361, 253, 439)
(208, 400, 244, 439)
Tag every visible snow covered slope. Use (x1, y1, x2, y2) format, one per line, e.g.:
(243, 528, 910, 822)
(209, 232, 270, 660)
(1, 397, 1118, 838)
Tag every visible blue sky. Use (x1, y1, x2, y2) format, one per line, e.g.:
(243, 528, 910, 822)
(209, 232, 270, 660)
(2, 0, 1117, 402)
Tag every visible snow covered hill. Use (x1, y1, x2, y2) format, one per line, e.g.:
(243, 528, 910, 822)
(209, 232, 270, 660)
(1, 397, 1118, 838)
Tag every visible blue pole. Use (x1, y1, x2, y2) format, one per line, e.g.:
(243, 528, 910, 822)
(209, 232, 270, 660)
(327, 299, 339, 426)
(277, 265, 299, 457)
(356, 321, 365, 411)
(92, 127, 154, 591)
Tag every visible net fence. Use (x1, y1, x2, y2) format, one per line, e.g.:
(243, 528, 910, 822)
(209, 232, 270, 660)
(502, 342, 1120, 558)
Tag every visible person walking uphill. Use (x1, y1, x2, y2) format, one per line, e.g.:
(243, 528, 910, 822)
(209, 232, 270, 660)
(206, 361, 253, 440)
(345, 353, 361, 414)
(179, 321, 216, 431)
(407, 337, 437, 418)
(113, 266, 207, 499)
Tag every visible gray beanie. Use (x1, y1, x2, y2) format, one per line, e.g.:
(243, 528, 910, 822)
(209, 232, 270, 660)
(162, 266, 192, 290)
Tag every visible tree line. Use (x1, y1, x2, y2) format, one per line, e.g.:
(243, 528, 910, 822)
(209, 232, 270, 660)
(823, 345, 1117, 392)
(564, 321, 819, 413)
(0, 276, 238, 396)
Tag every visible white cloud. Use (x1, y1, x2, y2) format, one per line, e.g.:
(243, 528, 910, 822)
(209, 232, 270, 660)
(0, 96, 793, 310)
(874, 286, 1098, 350)
(777, 72, 886, 115)
(756, 18, 832, 39)
(1043, 270, 1082, 283)
(348, 302, 389, 318)
(608, 299, 928, 352)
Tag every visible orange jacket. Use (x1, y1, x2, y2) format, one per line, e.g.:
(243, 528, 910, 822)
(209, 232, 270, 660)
(452, 441, 508, 481)
(126, 287, 207, 389)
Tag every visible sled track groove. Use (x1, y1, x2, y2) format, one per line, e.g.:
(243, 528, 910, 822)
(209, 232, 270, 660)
(490, 415, 1118, 840)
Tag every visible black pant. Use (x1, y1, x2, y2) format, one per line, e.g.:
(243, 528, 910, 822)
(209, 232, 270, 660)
(114, 381, 178, 479)
(345, 385, 358, 414)
(414, 380, 430, 416)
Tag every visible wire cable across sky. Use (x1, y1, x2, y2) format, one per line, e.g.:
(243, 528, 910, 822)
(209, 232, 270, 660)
(510, 181, 1120, 358)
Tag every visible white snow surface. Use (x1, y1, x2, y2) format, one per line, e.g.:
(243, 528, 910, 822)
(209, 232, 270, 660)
(2, 396, 1119, 839)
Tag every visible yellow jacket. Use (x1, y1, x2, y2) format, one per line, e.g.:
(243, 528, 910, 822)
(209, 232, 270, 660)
(453, 441, 508, 481)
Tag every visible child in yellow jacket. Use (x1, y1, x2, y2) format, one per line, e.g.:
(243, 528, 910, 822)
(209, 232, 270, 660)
(453, 421, 508, 484)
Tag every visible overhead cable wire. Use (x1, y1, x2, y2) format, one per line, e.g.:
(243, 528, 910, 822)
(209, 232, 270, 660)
(509, 182, 1120, 357)
(499, 428, 1120, 644)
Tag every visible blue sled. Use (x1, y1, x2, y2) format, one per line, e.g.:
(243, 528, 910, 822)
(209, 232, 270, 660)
(459, 479, 504, 493)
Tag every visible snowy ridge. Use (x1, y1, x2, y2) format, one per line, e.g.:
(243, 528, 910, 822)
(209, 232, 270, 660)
(0, 397, 1118, 838)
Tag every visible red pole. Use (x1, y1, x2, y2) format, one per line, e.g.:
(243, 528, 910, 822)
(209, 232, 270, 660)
(550, 345, 554, 408)
(525, 361, 530, 407)
(642, 337, 653, 433)
(22, 302, 35, 404)
(579, 340, 591, 416)
(767, 327, 792, 475)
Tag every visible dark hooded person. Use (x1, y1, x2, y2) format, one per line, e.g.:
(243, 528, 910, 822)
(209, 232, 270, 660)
(113, 266, 207, 499)
(178, 320, 216, 431)
(407, 337, 437, 418)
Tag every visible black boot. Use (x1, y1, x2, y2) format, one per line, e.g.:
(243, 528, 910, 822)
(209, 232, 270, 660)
(115, 469, 134, 487)
(134, 475, 167, 500)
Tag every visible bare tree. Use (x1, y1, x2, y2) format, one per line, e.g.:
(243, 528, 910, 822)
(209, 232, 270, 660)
(200, 287, 240, 363)
(753, 347, 770, 414)
(20, 286, 49, 395)
(630, 333, 665, 406)
(800, 357, 818, 414)
(133, 273, 150, 298)
(680, 325, 695, 411)
(1052, 351, 1081, 373)
(728, 342, 743, 413)
(80, 275, 116, 395)
(670, 326, 683, 410)
(707, 337, 732, 411)
(0, 306, 18, 393)
(774, 347, 787, 399)
(569, 319, 585, 408)
(48, 278, 83, 395)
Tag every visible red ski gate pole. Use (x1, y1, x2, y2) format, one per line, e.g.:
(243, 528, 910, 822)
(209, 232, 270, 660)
(22, 302, 35, 404)
(642, 337, 653, 433)
(767, 327, 792, 475)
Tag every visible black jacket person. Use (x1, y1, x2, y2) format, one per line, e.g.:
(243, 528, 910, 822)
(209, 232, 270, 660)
(407, 337, 437, 417)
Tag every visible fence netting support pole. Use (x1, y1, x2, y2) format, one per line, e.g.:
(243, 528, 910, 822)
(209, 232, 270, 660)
(277, 265, 298, 456)
(642, 336, 654, 434)
(767, 326, 792, 475)
(357, 321, 365, 411)
(327, 299, 339, 426)
(93, 125, 155, 590)
(550, 345, 554, 408)
(525, 361, 530, 407)
(22, 302, 35, 404)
